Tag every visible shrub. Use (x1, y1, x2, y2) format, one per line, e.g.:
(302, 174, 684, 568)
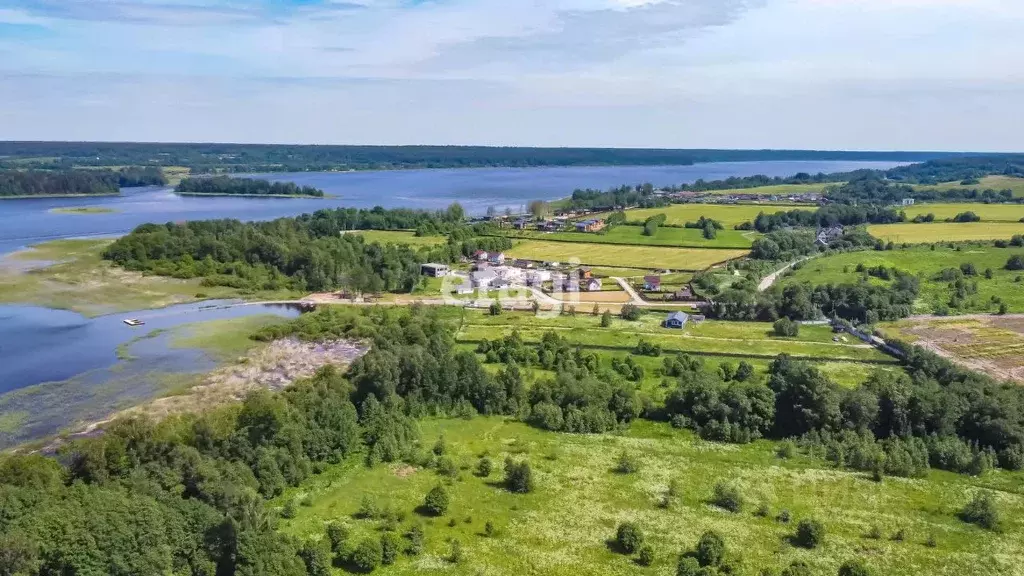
(925, 533, 937, 548)
(448, 539, 463, 563)
(281, 499, 297, 519)
(423, 485, 450, 516)
(960, 491, 1002, 531)
(712, 481, 744, 513)
(773, 317, 800, 337)
(326, 521, 351, 553)
(436, 456, 458, 478)
(694, 530, 725, 567)
(616, 450, 641, 474)
(476, 456, 493, 477)
(504, 458, 535, 493)
(637, 543, 655, 566)
(621, 303, 641, 321)
(298, 540, 331, 576)
(484, 521, 495, 537)
(356, 496, 379, 519)
(405, 525, 425, 556)
(838, 559, 872, 576)
(615, 522, 644, 554)
(866, 525, 882, 540)
(601, 310, 613, 327)
(350, 538, 383, 573)
(380, 533, 399, 566)
(776, 441, 795, 459)
(776, 509, 791, 523)
(1007, 255, 1024, 271)
(793, 518, 825, 549)
(677, 556, 701, 576)
(432, 435, 447, 455)
(489, 301, 502, 315)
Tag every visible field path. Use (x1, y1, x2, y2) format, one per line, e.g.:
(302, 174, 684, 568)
(758, 256, 813, 292)
(612, 277, 644, 304)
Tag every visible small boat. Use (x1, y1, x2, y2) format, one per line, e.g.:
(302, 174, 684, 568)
(123, 318, 145, 326)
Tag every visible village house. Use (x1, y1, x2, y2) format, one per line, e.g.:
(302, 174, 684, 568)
(420, 263, 450, 277)
(663, 311, 689, 329)
(816, 226, 844, 246)
(674, 285, 694, 300)
(584, 278, 603, 291)
(470, 269, 498, 289)
(513, 259, 535, 269)
(536, 220, 562, 232)
(643, 275, 662, 291)
(525, 270, 552, 287)
(579, 267, 593, 280)
(574, 218, 606, 233)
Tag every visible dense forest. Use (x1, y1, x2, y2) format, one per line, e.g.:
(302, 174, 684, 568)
(0, 167, 166, 197)
(0, 142, 963, 174)
(177, 176, 325, 197)
(565, 183, 669, 211)
(885, 154, 1024, 184)
(0, 304, 1019, 575)
(102, 205, 507, 293)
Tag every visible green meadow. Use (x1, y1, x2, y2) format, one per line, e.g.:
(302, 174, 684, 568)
(278, 417, 1024, 576)
(900, 203, 1024, 223)
(350, 230, 449, 247)
(504, 225, 756, 249)
(867, 222, 1024, 244)
(507, 240, 747, 270)
(913, 176, 1024, 198)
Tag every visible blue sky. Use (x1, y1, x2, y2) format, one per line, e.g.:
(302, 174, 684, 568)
(0, 0, 1022, 150)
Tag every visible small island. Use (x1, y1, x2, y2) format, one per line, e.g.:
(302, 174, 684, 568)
(175, 176, 326, 198)
(49, 206, 118, 215)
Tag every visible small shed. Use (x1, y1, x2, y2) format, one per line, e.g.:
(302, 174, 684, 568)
(663, 311, 689, 329)
(643, 275, 662, 291)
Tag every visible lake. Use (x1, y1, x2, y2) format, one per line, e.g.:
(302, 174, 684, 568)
(0, 160, 904, 256)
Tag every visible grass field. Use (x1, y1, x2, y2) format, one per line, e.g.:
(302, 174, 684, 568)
(618, 203, 804, 228)
(0, 239, 299, 317)
(278, 417, 1024, 576)
(913, 176, 1024, 198)
(48, 206, 118, 215)
(457, 311, 892, 364)
(781, 245, 1024, 314)
(867, 222, 1024, 244)
(900, 203, 1024, 223)
(878, 316, 1024, 384)
(503, 225, 756, 249)
(169, 315, 287, 361)
(350, 230, 448, 247)
(507, 240, 747, 271)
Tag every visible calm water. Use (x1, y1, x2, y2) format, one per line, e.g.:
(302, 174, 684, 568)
(0, 161, 904, 256)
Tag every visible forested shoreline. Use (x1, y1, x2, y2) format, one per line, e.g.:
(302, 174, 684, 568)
(0, 167, 166, 197)
(102, 204, 508, 293)
(176, 176, 325, 198)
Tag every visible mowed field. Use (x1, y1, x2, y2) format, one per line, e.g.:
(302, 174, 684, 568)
(621, 203, 800, 228)
(505, 225, 755, 249)
(278, 417, 1024, 576)
(867, 222, 1024, 244)
(879, 316, 1024, 384)
(507, 240, 747, 270)
(901, 203, 1024, 223)
(350, 230, 448, 247)
(781, 244, 1024, 314)
(913, 175, 1024, 198)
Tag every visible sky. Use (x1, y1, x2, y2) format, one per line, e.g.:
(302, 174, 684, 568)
(0, 0, 1022, 150)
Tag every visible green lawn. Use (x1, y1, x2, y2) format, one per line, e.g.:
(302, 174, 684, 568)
(900, 203, 1024, 223)
(350, 230, 448, 247)
(867, 222, 1024, 244)
(503, 225, 756, 249)
(458, 311, 891, 364)
(278, 417, 1024, 576)
(781, 245, 1024, 314)
(169, 315, 289, 361)
(507, 240, 747, 271)
(619, 203, 804, 228)
(913, 176, 1024, 198)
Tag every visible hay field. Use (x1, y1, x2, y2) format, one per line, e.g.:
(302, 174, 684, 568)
(867, 222, 1024, 244)
(507, 240, 746, 270)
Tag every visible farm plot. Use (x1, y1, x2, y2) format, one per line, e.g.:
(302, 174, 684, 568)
(621, 203, 802, 228)
(913, 175, 1024, 198)
(866, 222, 1024, 244)
(900, 203, 1024, 223)
(702, 182, 836, 196)
(879, 316, 1024, 383)
(507, 240, 746, 270)
(504, 225, 755, 249)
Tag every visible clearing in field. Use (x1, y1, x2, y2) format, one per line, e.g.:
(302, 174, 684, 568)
(879, 316, 1024, 384)
(913, 175, 1024, 198)
(781, 244, 1024, 314)
(507, 240, 747, 271)
(620, 203, 803, 228)
(867, 222, 1024, 244)
(348, 230, 448, 247)
(900, 203, 1024, 223)
(278, 417, 1024, 576)
(504, 225, 755, 249)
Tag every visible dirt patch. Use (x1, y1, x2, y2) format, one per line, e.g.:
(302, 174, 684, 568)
(893, 318, 1024, 383)
(84, 338, 370, 428)
(394, 465, 418, 478)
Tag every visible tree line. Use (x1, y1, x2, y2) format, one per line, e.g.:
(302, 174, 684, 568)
(0, 167, 166, 197)
(176, 176, 325, 197)
(102, 204, 508, 294)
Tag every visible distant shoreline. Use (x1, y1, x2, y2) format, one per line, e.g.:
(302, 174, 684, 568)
(0, 193, 121, 200)
(175, 192, 330, 199)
